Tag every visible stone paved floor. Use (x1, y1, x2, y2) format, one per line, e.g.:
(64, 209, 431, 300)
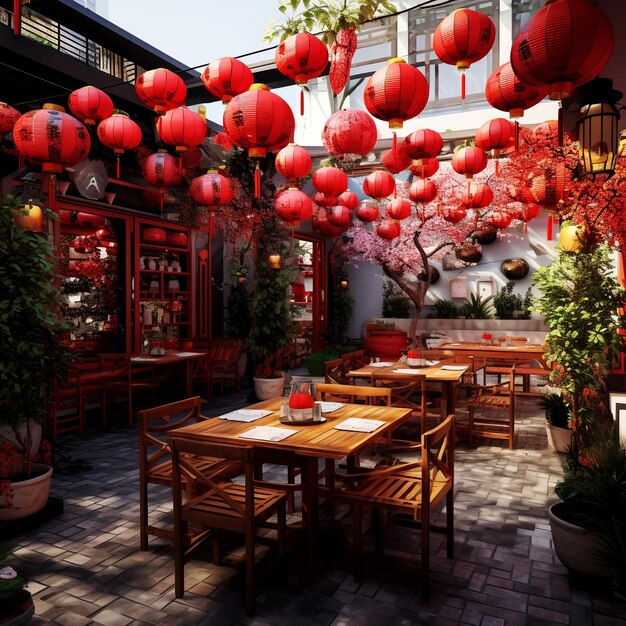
(2, 385, 626, 625)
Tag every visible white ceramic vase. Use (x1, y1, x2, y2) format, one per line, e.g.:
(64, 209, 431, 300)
(253, 375, 286, 401)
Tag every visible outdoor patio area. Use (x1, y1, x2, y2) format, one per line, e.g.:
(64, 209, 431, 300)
(2, 386, 625, 626)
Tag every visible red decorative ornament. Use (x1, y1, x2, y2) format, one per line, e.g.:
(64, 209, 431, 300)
(433, 8, 495, 99)
(510, 0, 614, 101)
(189, 169, 234, 209)
(409, 158, 439, 178)
(274, 187, 313, 223)
(135, 68, 186, 115)
(362, 170, 395, 201)
(312, 209, 345, 237)
(97, 114, 142, 177)
(201, 57, 254, 104)
(0, 102, 20, 134)
(313, 192, 338, 208)
(13, 104, 90, 174)
(451, 146, 488, 178)
(356, 201, 379, 223)
(376, 219, 401, 240)
(156, 106, 206, 153)
(522, 202, 541, 222)
(275, 143, 312, 181)
(443, 205, 468, 224)
(322, 109, 377, 158)
(212, 131, 235, 151)
(386, 198, 411, 221)
(409, 179, 437, 204)
(485, 62, 548, 119)
(523, 162, 567, 239)
(487, 211, 513, 230)
(462, 181, 493, 209)
(327, 205, 353, 228)
(142, 152, 181, 213)
(337, 191, 359, 210)
(68, 86, 114, 125)
(381, 146, 411, 174)
(475, 118, 515, 161)
(534, 120, 559, 137)
(312, 166, 348, 196)
(402, 129, 443, 160)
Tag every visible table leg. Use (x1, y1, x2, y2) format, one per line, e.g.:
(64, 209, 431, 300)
(444, 381, 456, 418)
(299, 456, 319, 565)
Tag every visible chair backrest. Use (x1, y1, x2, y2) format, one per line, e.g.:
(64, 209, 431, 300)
(371, 373, 427, 411)
(421, 414, 454, 500)
(340, 350, 368, 371)
(323, 358, 347, 384)
(315, 383, 391, 405)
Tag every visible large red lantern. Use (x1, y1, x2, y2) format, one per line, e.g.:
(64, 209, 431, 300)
(312, 166, 348, 196)
(386, 198, 411, 221)
(327, 205, 353, 228)
(485, 62, 548, 119)
(337, 191, 359, 210)
(451, 146, 487, 178)
(135, 68, 186, 115)
(97, 114, 142, 177)
(0, 102, 20, 135)
(189, 169, 234, 209)
(487, 211, 513, 230)
(201, 57, 254, 104)
(322, 109, 377, 159)
(381, 146, 411, 174)
(433, 8, 495, 99)
(274, 188, 313, 223)
(377, 219, 401, 241)
(475, 118, 514, 155)
(142, 152, 181, 213)
(275, 143, 312, 182)
(510, 0, 613, 101)
(13, 104, 90, 174)
(356, 201, 379, 223)
(523, 162, 567, 239)
(313, 192, 338, 208)
(312, 210, 345, 237)
(462, 182, 493, 209)
(443, 205, 467, 224)
(409, 179, 437, 204)
(362, 170, 395, 201)
(223, 84, 295, 197)
(275, 32, 328, 114)
(410, 158, 439, 178)
(68, 86, 114, 125)
(402, 129, 443, 161)
(156, 106, 206, 154)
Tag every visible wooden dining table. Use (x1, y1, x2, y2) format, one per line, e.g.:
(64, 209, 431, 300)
(168, 397, 413, 563)
(438, 341, 546, 363)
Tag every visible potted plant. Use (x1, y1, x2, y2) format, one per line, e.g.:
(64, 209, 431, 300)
(381, 279, 411, 319)
(364, 320, 407, 360)
(493, 282, 533, 320)
(459, 292, 494, 320)
(0, 195, 69, 520)
(538, 389, 572, 453)
(0, 554, 34, 624)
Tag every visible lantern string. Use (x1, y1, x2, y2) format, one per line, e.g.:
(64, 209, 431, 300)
(300, 88, 304, 116)
(116, 156, 121, 179)
(461, 72, 466, 100)
(254, 162, 261, 198)
(392, 131, 397, 158)
(557, 107, 564, 147)
(514, 120, 519, 152)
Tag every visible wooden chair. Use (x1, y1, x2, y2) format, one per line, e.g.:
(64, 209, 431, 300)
(323, 357, 348, 384)
(467, 367, 516, 449)
(170, 437, 287, 615)
(191, 338, 243, 402)
(335, 414, 455, 601)
(315, 383, 391, 406)
(138, 396, 242, 550)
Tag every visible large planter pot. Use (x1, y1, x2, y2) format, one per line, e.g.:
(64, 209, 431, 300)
(0, 463, 52, 521)
(0, 422, 42, 456)
(545, 423, 573, 453)
(0, 590, 35, 625)
(253, 375, 286, 401)
(548, 501, 612, 580)
(365, 328, 408, 360)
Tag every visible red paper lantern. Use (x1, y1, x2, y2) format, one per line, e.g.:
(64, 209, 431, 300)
(523, 163, 567, 239)
(487, 211, 513, 230)
(312, 210, 345, 237)
(451, 146, 487, 178)
(275, 143, 312, 181)
(201, 57, 254, 104)
(135, 68, 186, 114)
(381, 147, 411, 174)
(156, 106, 206, 153)
(402, 129, 443, 160)
(485, 62, 548, 119)
(97, 114, 142, 177)
(409, 179, 437, 203)
(443, 205, 468, 224)
(13, 104, 90, 174)
(362, 170, 395, 201)
(433, 8, 495, 99)
(522, 202, 541, 222)
(0, 102, 20, 134)
(337, 191, 359, 210)
(327, 205, 353, 228)
(68, 86, 114, 125)
(274, 188, 313, 222)
(534, 120, 559, 137)
(142, 151, 181, 188)
(409, 158, 439, 178)
(475, 118, 515, 154)
(356, 202, 379, 223)
(313, 192, 338, 208)
(322, 109, 377, 158)
(510, 0, 613, 101)
(189, 169, 234, 209)
(312, 166, 348, 196)
(386, 198, 411, 221)
(462, 181, 493, 209)
(376, 219, 401, 240)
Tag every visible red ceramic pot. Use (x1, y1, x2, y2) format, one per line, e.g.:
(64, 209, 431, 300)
(142, 228, 167, 243)
(166, 231, 188, 246)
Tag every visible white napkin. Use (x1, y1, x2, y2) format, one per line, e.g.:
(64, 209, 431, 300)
(174, 351, 201, 357)
(441, 365, 468, 371)
(219, 409, 273, 422)
(317, 401, 344, 413)
(393, 368, 426, 374)
(131, 356, 157, 362)
(334, 418, 384, 433)
(369, 361, 394, 367)
(239, 426, 298, 441)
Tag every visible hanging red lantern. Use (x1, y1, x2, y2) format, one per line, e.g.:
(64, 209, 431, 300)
(451, 146, 487, 178)
(97, 114, 142, 177)
(362, 170, 395, 201)
(0, 102, 20, 135)
(142, 152, 181, 214)
(386, 198, 411, 221)
(327, 205, 353, 228)
(356, 201, 379, 223)
(522, 202, 541, 222)
(510, 0, 613, 101)
(156, 106, 206, 154)
(312, 166, 348, 196)
(322, 109, 377, 159)
(376, 219, 401, 240)
(409, 158, 439, 178)
(534, 120, 559, 137)
(337, 191, 359, 210)
(487, 211, 513, 230)
(402, 129, 443, 161)
(68, 86, 114, 126)
(275, 143, 312, 182)
(313, 192, 338, 208)
(135, 68, 186, 115)
(189, 169, 234, 209)
(409, 178, 437, 203)
(462, 181, 493, 209)
(475, 118, 515, 166)
(312, 209, 345, 237)
(13, 104, 90, 174)
(433, 8, 496, 100)
(275, 32, 328, 115)
(523, 162, 567, 239)
(274, 187, 313, 223)
(201, 57, 254, 104)
(381, 146, 411, 174)
(443, 205, 468, 224)
(223, 84, 295, 197)
(486, 62, 548, 119)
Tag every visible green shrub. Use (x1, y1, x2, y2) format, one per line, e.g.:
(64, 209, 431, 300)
(493, 282, 532, 319)
(431, 298, 459, 319)
(382, 279, 411, 318)
(459, 292, 494, 319)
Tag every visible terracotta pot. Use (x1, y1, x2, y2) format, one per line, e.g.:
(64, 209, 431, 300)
(253, 375, 285, 400)
(365, 328, 408, 360)
(545, 423, 573, 453)
(0, 463, 52, 521)
(142, 228, 167, 243)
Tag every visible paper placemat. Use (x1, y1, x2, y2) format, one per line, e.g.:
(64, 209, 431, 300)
(174, 352, 202, 357)
(334, 418, 384, 433)
(369, 361, 395, 367)
(219, 409, 273, 422)
(239, 426, 298, 442)
(441, 365, 468, 371)
(131, 356, 157, 362)
(393, 368, 426, 374)
(317, 401, 344, 413)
